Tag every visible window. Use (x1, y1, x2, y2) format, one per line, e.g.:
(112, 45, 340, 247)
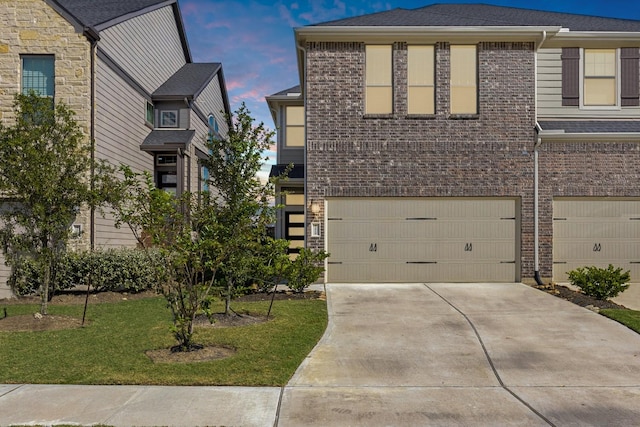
(285, 106, 304, 147)
(157, 171, 177, 194)
(584, 49, 616, 106)
(156, 155, 177, 166)
(146, 101, 154, 125)
(365, 45, 392, 114)
(201, 164, 209, 192)
(450, 45, 477, 114)
(160, 110, 178, 127)
(21, 55, 54, 97)
(208, 114, 218, 134)
(562, 47, 639, 107)
(408, 45, 435, 115)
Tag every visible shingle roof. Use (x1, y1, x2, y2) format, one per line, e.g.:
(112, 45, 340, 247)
(53, 0, 170, 28)
(152, 63, 222, 100)
(539, 121, 640, 133)
(141, 129, 195, 149)
(270, 164, 305, 179)
(269, 85, 302, 97)
(314, 4, 640, 32)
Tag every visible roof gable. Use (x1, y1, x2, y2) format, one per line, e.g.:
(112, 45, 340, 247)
(51, 0, 172, 29)
(153, 63, 222, 100)
(314, 3, 640, 32)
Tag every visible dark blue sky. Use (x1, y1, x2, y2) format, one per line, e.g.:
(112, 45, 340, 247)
(180, 0, 640, 175)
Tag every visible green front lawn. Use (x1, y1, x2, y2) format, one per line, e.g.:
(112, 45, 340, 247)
(601, 309, 640, 334)
(0, 296, 327, 386)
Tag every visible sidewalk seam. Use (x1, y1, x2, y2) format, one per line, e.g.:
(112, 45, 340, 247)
(273, 386, 285, 427)
(0, 384, 24, 399)
(424, 284, 557, 427)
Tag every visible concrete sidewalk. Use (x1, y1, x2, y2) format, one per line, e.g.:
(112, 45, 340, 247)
(0, 384, 281, 426)
(2, 283, 640, 426)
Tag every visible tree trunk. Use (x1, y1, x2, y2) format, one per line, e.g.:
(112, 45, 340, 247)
(41, 259, 50, 315)
(225, 280, 232, 315)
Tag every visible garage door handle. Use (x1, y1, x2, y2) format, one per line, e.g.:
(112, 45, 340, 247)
(327, 261, 343, 265)
(500, 261, 516, 264)
(406, 261, 437, 264)
(406, 217, 437, 220)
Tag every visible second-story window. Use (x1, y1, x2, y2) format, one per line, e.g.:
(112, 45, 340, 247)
(450, 45, 477, 115)
(408, 45, 435, 115)
(365, 45, 392, 114)
(285, 105, 304, 147)
(146, 101, 155, 125)
(208, 114, 218, 135)
(584, 49, 616, 106)
(562, 47, 639, 107)
(160, 110, 178, 127)
(21, 55, 55, 97)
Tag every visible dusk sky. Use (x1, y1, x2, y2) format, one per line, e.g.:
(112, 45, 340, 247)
(180, 0, 640, 177)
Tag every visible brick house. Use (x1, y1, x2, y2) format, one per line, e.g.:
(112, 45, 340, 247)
(269, 4, 640, 286)
(0, 0, 231, 297)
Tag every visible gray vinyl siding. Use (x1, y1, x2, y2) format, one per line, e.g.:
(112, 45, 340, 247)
(193, 76, 229, 138)
(98, 6, 185, 93)
(537, 48, 640, 118)
(95, 57, 154, 249)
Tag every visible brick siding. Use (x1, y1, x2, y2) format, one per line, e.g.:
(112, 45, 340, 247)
(305, 41, 539, 279)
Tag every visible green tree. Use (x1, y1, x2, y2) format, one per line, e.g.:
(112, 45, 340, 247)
(111, 104, 287, 350)
(0, 93, 116, 314)
(201, 103, 279, 315)
(112, 168, 225, 351)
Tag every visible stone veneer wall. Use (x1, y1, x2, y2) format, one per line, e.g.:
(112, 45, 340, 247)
(0, 1, 92, 252)
(304, 41, 539, 280)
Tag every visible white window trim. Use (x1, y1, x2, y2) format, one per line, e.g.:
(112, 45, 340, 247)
(160, 110, 179, 127)
(579, 48, 621, 110)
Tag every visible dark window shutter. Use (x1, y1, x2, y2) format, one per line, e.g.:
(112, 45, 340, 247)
(621, 48, 640, 106)
(561, 47, 580, 106)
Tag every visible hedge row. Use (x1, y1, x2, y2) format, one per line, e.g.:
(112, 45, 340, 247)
(9, 248, 161, 296)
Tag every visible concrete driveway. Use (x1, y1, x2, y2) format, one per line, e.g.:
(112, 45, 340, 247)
(278, 283, 640, 426)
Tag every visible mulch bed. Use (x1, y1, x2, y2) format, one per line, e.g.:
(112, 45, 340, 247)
(530, 283, 627, 310)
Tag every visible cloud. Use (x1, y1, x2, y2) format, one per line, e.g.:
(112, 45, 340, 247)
(278, 3, 301, 27)
(299, 0, 348, 24)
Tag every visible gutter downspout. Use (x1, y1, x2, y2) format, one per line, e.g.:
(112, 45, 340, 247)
(83, 27, 99, 325)
(533, 31, 547, 286)
(534, 128, 544, 286)
(84, 27, 100, 254)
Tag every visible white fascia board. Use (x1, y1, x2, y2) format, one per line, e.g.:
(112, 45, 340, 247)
(543, 31, 640, 48)
(539, 131, 640, 142)
(295, 26, 561, 43)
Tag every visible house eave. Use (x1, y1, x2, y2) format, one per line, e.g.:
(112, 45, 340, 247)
(539, 131, 640, 142)
(295, 25, 562, 43)
(543, 31, 640, 48)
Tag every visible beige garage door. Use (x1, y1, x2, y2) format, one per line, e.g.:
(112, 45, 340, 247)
(326, 198, 518, 283)
(553, 199, 640, 283)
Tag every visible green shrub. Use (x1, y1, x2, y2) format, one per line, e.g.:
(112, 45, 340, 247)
(286, 248, 329, 293)
(9, 248, 160, 296)
(567, 264, 631, 300)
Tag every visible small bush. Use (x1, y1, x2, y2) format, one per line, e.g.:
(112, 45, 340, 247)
(567, 264, 631, 300)
(9, 248, 160, 296)
(286, 248, 329, 293)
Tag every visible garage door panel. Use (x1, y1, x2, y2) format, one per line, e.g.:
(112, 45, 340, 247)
(326, 198, 517, 283)
(553, 199, 640, 283)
